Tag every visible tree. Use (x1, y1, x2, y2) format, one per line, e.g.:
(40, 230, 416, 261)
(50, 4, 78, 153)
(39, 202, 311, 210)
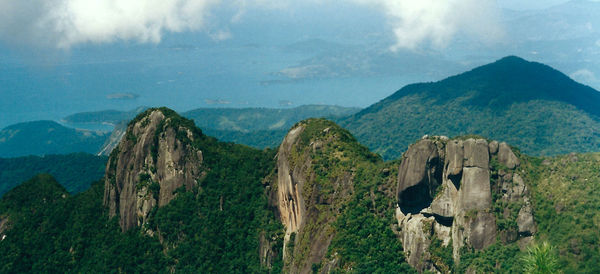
(522, 241, 560, 274)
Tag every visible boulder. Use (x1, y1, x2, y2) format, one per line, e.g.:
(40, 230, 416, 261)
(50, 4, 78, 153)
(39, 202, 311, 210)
(397, 140, 442, 214)
(517, 202, 537, 236)
(498, 142, 520, 169)
(488, 141, 499, 155)
(396, 137, 535, 269)
(458, 167, 492, 212)
(463, 139, 489, 169)
(428, 183, 457, 219)
(445, 140, 463, 177)
(400, 214, 435, 273)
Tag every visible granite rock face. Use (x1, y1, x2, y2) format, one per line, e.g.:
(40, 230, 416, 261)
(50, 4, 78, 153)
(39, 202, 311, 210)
(275, 119, 359, 274)
(396, 137, 536, 272)
(276, 125, 307, 244)
(103, 109, 204, 231)
(397, 139, 443, 214)
(498, 142, 520, 169)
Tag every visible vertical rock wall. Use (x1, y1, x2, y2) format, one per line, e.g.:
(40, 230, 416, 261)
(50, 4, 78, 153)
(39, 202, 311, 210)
(396, 137, 536, 272)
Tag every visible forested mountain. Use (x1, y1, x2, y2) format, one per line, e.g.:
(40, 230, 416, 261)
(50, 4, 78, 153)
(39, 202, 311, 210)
(1, 108, 598, 273)
(341, 56, 600, 160)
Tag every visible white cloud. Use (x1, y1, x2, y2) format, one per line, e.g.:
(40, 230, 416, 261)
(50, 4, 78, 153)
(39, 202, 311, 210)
(354, 0, 505, 51)
(209, 29, 232, 41)
(570, 69, 598, 84)
(0, 0, 220, 48)
(0, 0, 505, 50)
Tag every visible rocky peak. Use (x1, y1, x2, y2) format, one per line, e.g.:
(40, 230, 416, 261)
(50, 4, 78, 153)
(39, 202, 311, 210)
(103, 108, 204, 231)
(275, 118, 372, 273)
(396, 137, 536, 272)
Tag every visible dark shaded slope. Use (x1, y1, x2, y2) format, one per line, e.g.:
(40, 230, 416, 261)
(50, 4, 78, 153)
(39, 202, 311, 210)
(0, 153, 107, 196)
(0, 121, 108, 157)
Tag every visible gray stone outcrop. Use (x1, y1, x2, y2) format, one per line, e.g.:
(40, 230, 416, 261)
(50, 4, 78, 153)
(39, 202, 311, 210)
(103, 109, 203, 231)
(395, 137, 535, 272)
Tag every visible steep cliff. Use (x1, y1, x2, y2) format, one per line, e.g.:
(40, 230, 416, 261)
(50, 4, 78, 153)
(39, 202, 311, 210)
(276, 119, 353, 273)
(274, 119, 414, 273)
(396, 136, 536, 272)
(103, 108, 204, 231)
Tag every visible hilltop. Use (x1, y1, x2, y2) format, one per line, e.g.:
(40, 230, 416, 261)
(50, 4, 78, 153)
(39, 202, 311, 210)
(341, 56, 600, 160)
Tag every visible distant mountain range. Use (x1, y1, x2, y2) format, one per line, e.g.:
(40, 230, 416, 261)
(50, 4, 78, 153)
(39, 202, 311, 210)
(4, 56, 600, 161)
(0, 105, 359, 158)
(0, 121, 109, 158)
(341, 56, 600, 160)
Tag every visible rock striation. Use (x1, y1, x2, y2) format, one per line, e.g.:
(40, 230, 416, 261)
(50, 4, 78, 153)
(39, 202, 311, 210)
(277, 125, 307, 242)
(103, 108, 204, 231)
(275, 119, 358, 274)
(396, 137, 536, 272)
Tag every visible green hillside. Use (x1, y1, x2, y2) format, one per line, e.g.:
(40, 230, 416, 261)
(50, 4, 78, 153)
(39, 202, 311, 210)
(341, 56, 600, 160)
(522, 152, 600, 273)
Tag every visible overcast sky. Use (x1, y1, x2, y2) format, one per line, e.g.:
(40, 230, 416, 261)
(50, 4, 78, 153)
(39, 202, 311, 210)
(0, 0, 584, 51)
(499, 0, 570, 10)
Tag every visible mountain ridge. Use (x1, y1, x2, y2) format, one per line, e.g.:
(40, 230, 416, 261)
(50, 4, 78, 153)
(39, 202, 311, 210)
(342, 56, 600, 160)
(1, 108, 599, 272)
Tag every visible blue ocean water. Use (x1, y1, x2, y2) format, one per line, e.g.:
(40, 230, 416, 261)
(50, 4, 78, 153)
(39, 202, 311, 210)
(0, 31, 433, 129)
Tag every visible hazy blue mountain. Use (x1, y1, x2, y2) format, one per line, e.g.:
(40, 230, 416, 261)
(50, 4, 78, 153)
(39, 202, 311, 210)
(183, 104, 360, 132)
(341, 56, 600, 160)
(0, 153, 107, 196)
(77, 105, 360, 154)
(62, 107, 147, 128)
(0, 121, 108, 157)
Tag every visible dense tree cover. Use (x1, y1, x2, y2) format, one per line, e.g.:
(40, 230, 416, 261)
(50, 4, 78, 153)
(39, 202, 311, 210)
(0, 121, 108, 158)
(0, 153, 107, 196)
(341, 56, 600, 160)
(147, 114, 284, 272)
(0, 175, 167, 273)
(2, 108, 600, 273)
(203, 128, 287, 150)
(327, 161, 415, 273)
(521, 153, 600, 273)
(0, 109, 285, 272)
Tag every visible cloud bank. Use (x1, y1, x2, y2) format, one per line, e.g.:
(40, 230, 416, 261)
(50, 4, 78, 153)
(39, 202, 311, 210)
(0, 0, 219, 48)
(356, 0, 505, 50)
(0, 0, 504, 50)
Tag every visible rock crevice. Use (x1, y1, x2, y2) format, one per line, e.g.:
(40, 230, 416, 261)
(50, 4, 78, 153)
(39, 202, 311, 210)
(396, 137, 536, 272)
